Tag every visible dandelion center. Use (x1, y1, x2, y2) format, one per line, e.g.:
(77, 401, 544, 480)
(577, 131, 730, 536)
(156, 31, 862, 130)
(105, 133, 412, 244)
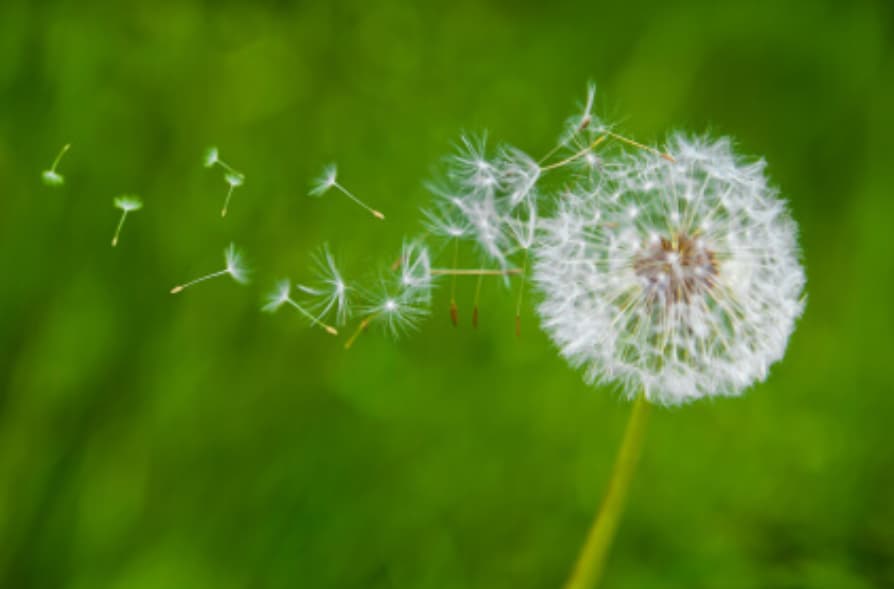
(633, 232, 717, 304)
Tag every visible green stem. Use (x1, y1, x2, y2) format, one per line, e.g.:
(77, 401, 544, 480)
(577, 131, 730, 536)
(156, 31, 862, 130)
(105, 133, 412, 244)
(563, 393, 650, 589)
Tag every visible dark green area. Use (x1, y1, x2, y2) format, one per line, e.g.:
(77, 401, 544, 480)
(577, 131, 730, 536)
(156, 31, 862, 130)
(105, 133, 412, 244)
(1, 1, 892, 587)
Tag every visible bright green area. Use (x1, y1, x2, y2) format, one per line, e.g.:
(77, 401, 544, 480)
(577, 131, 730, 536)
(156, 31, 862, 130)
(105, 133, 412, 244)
(1, 1, 892, 587)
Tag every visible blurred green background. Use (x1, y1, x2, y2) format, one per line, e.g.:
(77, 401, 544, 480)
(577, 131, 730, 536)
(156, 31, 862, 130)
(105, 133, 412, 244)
(1, 0, 892, 587)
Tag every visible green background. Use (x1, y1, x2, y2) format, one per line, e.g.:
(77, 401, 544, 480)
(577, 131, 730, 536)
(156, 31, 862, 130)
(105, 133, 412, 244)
(1, 1, 892, 587)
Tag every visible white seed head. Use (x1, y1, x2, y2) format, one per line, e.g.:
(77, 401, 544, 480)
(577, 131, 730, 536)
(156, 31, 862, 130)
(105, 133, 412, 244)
(42, 170, 64, 187)
(114, 194, 143, 212)
(496, 145, 541, 209)
(362, 279, 431, 338)
(449, 134, 499, 196)
(309, 163, 338, 196)
(559, 82, 605, 145)
(224, 243, 251, 284)
(296, 244, 353, 326)
(534, 133, 806, 405)
(225, 172, 245, 187)
(204, 146, 219, 168)
(506, 201, 538, 253)
(263, 279, 292, 312)
(398, 238, 434, 299)
(421, 205, 471, 239)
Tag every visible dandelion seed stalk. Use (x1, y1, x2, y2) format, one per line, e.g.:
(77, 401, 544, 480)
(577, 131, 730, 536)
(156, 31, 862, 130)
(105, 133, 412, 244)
(541, 135, 607, 171)
(472, 273, 484, 328)
(335, 182, 385, 220)
(563, 393, 650, 589)
(111, 211, 128, 247)
(344, 315, 375, 350)
(286, 299, 338, 336)
(51, 144, 70, 171)
(170, 270, 228, 293)
(430, 268, 522, 276)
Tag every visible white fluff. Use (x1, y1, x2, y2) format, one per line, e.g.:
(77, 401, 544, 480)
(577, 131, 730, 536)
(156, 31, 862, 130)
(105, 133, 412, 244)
(534, 134, 806, 405)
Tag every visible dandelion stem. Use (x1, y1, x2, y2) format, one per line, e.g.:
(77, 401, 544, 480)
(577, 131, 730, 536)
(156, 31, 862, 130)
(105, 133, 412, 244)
(170, 269, 228, 294)
(334, 182, 385, 220)
(215, 159, 239, 175)
(563, 393, 650, 589)
(472, 273, 484, 328)
(431, 268, 522, 276)
(604, 132, 675, 163)
(286, 299, 338, 336)
(111, 211, 128, 247)
(344, 314, 376, 350)
(515, 249, 529, 336)
(51, 144, 70, 171)
(542, 135, 607, 171)
(221, 183, 235, 217)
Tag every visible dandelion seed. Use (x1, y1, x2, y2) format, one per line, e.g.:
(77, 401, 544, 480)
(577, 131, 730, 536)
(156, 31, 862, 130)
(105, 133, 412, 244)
(448, 134, 500, 195)
(496, 145, 541, 209)
(398, 239, 434, 301)
(221, 171, 245, 217)
(203, 146, 219, 168)
(263, 279, 338, 335)
(507, 203, 538, 337)
(42, 143, 70, 187)
(296, 244, 353, 327)
(202, 146, 245, 217)
(534, 133, 805, 405)
(421, 205, 470, 240)
(170, 242, 250, 294)
(309, 163, 385, 220)
(110, 194, 143, 247)
(203, 145, 240, 174)
(363, 286, 430, 338)
(344, 278, 432, 349)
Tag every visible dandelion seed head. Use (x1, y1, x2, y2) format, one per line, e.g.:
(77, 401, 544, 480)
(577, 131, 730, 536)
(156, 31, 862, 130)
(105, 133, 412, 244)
(496, 146, 541, 209)
(398, 239, 434, 298)
(309, 163, 338, 196)
(114, 194, 143, 212)
(204, 146, 219, 168)
(534, 133, 806, 405)
(224, 243, 251, 284)
(421, 205, 470, 239)
(362, 279, 431, 338)
(225, 172, 245, 187)
(296, 244, 353, 326)
(42, 170, 64, 187)
(263, 279, 292, 313)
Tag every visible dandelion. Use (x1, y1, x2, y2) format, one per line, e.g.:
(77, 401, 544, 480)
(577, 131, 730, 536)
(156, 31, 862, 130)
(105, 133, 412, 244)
(42, 143, 70, 187)
(221, 171, 245, 217)
(263, 279, 338, 336)
(446, 134, 500, 196)
(296, 244, 352, 327)
(170, 243, 250, 294)
(506, 202, 538, 336)
(203, 146, 220, 168)
(421, 204, 471, 240)
(536, 133, 804, 404)
(203, 145, 240, 174)
(398, 239, 434, 302)
(309, 163, 385, 220)
(344, 280, 431, 349)
(202, 146, 245, 217)
(496, 145, 540, 209)
(110, 194, 143, 247)
(537, 133, 805, 589)
(422, 205, 470, 325)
